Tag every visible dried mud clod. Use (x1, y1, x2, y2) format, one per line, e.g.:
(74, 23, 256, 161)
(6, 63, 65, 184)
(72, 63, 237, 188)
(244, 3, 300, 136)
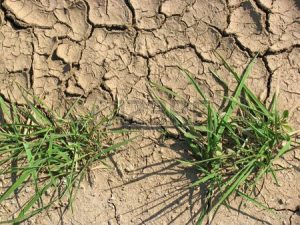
(0, 0, 299, 224)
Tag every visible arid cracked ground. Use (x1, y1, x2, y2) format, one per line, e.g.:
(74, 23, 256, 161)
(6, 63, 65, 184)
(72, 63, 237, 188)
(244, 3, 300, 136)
(0, 0, 299, 224)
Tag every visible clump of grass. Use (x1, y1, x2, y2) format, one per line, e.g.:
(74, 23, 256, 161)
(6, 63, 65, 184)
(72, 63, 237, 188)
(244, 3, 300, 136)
(0, 89, 130, 223)
(150, 54, 299, 224)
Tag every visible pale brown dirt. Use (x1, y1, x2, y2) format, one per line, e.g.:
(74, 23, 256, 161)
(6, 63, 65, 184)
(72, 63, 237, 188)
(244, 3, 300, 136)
(0, 0, 299, 224)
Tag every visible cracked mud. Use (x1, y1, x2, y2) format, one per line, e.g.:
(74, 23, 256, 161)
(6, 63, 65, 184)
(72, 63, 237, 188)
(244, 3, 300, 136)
(0, 0, 299, 224)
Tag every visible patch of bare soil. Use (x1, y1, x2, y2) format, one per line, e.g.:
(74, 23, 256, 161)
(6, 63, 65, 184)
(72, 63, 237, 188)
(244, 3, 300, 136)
(0, 0, 299, 224)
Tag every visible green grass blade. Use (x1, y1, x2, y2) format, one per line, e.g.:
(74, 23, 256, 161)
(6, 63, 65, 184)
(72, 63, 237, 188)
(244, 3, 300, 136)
(216, 54, 258, 139)
(181, 69, 208, 103)
(190, 173, 216, 187)
(214, 52, 272, 120)
(0, 170, 32, 203)
(237, 190, 274, 213)
(211, 160, 255, 215)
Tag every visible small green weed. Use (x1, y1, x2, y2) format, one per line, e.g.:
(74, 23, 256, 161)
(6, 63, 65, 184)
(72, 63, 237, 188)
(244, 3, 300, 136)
(150, 53, 299, 224)
(0, 89, 131, 223)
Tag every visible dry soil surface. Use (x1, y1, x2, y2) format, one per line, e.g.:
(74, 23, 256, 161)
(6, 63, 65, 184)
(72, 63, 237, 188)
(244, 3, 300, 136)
(0, 0, 300, 224)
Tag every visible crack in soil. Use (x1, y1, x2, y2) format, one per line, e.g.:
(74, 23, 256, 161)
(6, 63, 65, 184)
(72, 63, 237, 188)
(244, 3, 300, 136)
(261, 56, 273, 103)
(124, 0, 137, 27)
(0, 2, 30, 29)
(254, 0, 272, 34)
(107, 179, 121, 225)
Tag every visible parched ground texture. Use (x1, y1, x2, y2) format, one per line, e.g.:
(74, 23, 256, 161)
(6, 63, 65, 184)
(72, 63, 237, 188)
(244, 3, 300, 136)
(0, 0, 299, 224)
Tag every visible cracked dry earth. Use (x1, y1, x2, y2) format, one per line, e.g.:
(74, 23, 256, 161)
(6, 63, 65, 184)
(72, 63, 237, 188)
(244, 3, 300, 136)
(0, 0, 300, 224)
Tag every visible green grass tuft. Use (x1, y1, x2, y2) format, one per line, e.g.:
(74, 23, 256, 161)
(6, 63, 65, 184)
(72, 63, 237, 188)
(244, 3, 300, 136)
(0, 88, 131, 224)
(150, 54, 299, 224)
